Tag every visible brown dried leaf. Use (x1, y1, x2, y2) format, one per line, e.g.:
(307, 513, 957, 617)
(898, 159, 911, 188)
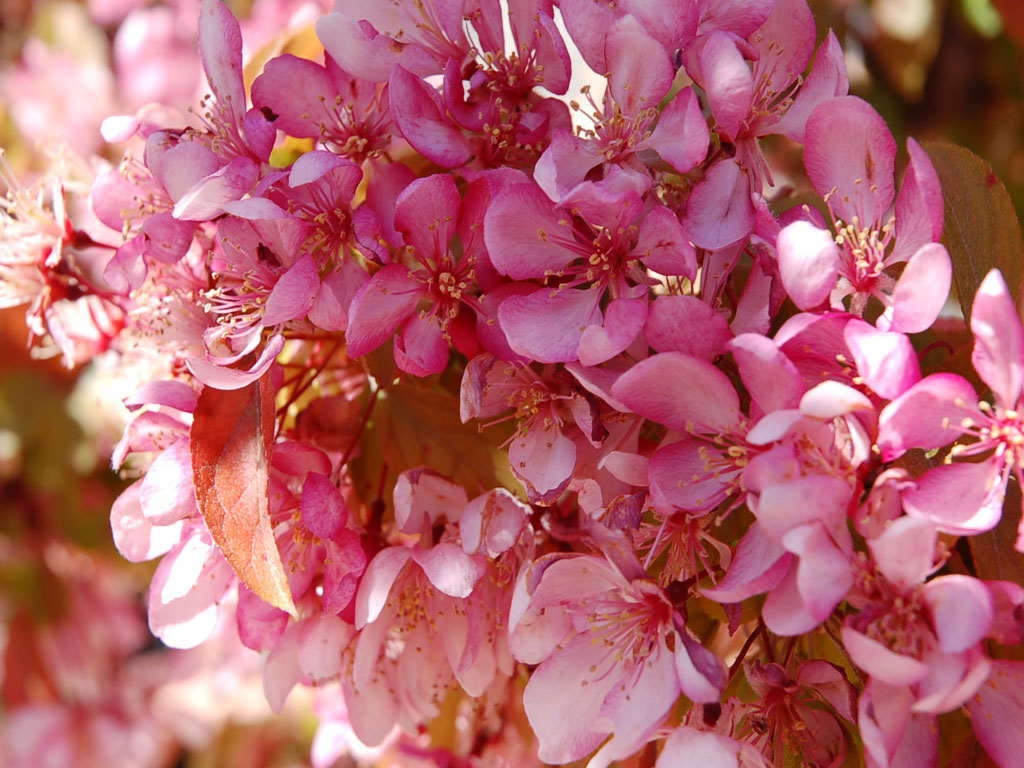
(190, 376, 296, 615)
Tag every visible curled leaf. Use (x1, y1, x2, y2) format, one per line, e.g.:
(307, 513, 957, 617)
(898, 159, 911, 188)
(190, 375, 296, 615)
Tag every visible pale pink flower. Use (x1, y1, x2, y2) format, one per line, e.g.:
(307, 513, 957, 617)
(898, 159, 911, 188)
(508, 544, 724, 766)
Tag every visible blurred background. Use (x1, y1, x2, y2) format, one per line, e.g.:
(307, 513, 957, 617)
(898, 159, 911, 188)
(0, 0, 1020, 765)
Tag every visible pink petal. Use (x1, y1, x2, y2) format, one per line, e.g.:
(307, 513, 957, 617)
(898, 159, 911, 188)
(620, 0, 700, 53)
(411, 542, 486, 598)
(522, 633, 622, 764)
(509, 423, 576, 504)
(632, 205, 697, 277)
(612, 351, 742, 433)
(646, 295, 731, 360)
(322, 529, 365, 615)
(606, 16, 673, 115)
(804, 96, 896, 226)
(728, 333, 804, 414)
(103, 237, 147, 293)
(921, 574, 994, 653)
(971, 269, 1024, 407)
(533, 11, 572, 95)
(251, 54, 334, 139)
(649, 440, 735, 513)
(316, 12, 435, 83)
(263, 624, 303, 712)
(752, 0, 816, 94)
(577, 297, 647, 366)
(844, 319, 921, 399)
(558, 0, 615, 71)
(533, 131, 604, 203)
(770, 524, 853, 634)
(746, 409, 804, 445)
(498, 287, 601, 363)
(774, 31, 848, 144)
(146, 135, 219, 202)
(656, 726, 743, 768)
(914, 645, 992, 713)
(965, 660, 1024, 768)
(754, 474, 853, 540)
(148, 530, 233, 648)
(588, 645, 678, 768)
(308, 259, 368, 332)
(868, 516, 937, 592)
(393, 314, 449, 376)
(485, 182, 576, 278)
(694, 31, 753, 141)
(345, 264, 423, 358)
(388, 65, 472, 168)
(703, 523, 790, 603)
(140, 438, 198, 525)
(876, 373, 979, 460)
(394, 173, 461, 258)
(199, 0, 245, 121)
(886, 243, 952, 334)
(301, 471, 348, 540)
(841, 625, 929, 686)
(237, 584, 288, 651)
(700, 0, 774, 38)
(110, 480, 183, 563)
(902, 460, 1006, 535)
(263, 253, 320, 326)
(141, 212, 196, 264)
(393, 469, 468, 535)
(172, 156, 258, 221)
(354, 547, 411, 628)
(186, 334, 285, 390)
(799, 380, 873, 420)
(639, 86, 710, 174)
(684, 158, 755, 250)
(892, 138, 944, 261)
(674, 626, 727, 703)
(460, 488, 529, 557)
(298, 614, 354, 681)
(242, 107, 275, 161)
(598, 451, 649, 487)
(777, 220, 840, 309)
(289, 150, 357, 188)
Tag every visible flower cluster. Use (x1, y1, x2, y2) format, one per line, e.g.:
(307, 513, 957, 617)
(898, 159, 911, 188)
(3, 0, 1024, 765)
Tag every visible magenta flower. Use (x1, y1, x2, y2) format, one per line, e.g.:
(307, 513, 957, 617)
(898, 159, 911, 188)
(346, 173, 504, 375)
(486, 170, 695, 364)
(535, 17, 709, 200)
(251, 52, 392, 162)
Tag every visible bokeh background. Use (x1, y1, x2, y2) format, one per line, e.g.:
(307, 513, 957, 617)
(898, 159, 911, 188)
(0, 0, 1020, 765)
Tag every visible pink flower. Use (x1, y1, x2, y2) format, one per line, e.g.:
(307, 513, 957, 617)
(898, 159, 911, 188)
(776, 96, 950, 332)
(878, 269, 1024, 548)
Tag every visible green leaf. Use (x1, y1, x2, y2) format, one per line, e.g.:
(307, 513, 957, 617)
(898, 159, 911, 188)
(921, 142, 1024, 320)
(349, 382, 518, 519)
